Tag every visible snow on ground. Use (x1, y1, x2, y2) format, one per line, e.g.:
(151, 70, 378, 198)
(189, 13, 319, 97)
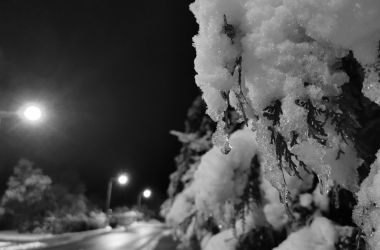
(0, 242, 46, 250)
(0, 231, 52, 242)
(0, 243, 11, 248)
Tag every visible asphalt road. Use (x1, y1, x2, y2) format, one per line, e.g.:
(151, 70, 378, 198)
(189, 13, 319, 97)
(38, 223, 178, 250)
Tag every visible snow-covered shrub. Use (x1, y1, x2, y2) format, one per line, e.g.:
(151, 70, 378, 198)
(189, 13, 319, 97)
(1, 159, 105, 234)
(1, 159, 53, 233)
(164, 0, 380, 248)
(190, 0, 377, 200)
(43, 211, 107, 234)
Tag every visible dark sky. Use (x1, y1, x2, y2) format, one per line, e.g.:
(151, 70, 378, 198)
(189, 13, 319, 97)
(0, 0, 199, 210)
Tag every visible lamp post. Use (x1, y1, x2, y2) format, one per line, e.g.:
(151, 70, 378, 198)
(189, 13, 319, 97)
(105, 173, 129, 214)
(137, 188, 152, 210)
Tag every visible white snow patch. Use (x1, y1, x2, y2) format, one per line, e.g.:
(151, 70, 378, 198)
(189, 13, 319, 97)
(273, 217, 337, 250)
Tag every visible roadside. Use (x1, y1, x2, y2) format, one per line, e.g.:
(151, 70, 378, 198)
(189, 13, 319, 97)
(0, 222, 178, 250)
(0, 231, 54, 242)
(0, 226, 114, 250)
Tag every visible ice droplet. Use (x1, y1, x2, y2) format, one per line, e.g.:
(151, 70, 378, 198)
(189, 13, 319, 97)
(221, 139, 232, 154)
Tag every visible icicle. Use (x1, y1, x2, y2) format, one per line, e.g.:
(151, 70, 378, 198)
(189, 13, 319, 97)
(317, 164, 332, 195)
(212, 117, 232, 155)
(279, 185, 295, 220)
(233, 90, 248, 124)
(317, 175, 329, 195)
(231, 56, 250, 127)
(279, 185, 290, 205)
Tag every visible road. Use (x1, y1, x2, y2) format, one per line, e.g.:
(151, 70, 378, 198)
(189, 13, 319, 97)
(38, 223, 178, 250)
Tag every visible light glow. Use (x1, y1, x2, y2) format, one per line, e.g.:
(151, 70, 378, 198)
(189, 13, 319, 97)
(142, 189, 152, 199)
(22, 105, 43, 122)
(117, 174, 129, 185)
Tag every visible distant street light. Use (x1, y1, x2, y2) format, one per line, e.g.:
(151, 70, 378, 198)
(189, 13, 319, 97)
(105, 173, 129, 213)
(137, 188, 152, 210)
(143, 189, 152, 199)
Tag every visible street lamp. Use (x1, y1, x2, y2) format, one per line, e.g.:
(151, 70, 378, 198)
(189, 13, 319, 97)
(143, 189, 152, 199)
(22, 105, 43, 122)
(0, 103, 44, 124)
(117, 174, 128, 185)
(137, 188, 152, 210)
(105, 173, 129, 213)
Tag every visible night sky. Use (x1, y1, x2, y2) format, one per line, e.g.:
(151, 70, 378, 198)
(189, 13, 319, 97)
(0, 1, 199, 210)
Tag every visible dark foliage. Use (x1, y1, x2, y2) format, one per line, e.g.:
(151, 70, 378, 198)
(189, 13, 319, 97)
(243, 155, 262, 205)
(236, 227, 283, 250)
(232, 155, 262, 235)
(338, 52, 380, 177)
(325, 185, 357, 227)
(167, 97, 215, 199)
(335, 227, 366, 250)
(222, 14, 236, 42)
(263, 100, 282, 126)
(264, 100, 308, 180)
(168, 96, 245, 200)
(295, 99, 327, 145)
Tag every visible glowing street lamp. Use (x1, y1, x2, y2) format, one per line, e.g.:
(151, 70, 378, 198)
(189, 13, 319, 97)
(105, 173, 129, 213)
(142, 189, 152, 199)
(21, 105, 43, 122)
(117, 174, 128, 185)
(0, 103, 45, 124)
(137, 188, 152, 210)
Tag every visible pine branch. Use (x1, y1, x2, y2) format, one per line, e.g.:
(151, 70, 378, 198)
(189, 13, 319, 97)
(263, 100, 282, 126)
(233, 56, 249, 126)
(232, 155, 262, 236)
(264, 100, 308, 179)
(326, 94, 361, 144)
(222, 14, 236, 42)
(222, 16, 249, 126)
(268, 127, 304, 180)
(295, 99, 327, 145)
(236, 227, 277, 250)
(238, 155, 262, 207)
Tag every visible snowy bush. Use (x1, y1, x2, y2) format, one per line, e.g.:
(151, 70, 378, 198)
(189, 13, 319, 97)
(1, 159, 53, 232)
(164, 0, 380, 249)
(1, 159, 105, 234)
(43, 211, 107, 234)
